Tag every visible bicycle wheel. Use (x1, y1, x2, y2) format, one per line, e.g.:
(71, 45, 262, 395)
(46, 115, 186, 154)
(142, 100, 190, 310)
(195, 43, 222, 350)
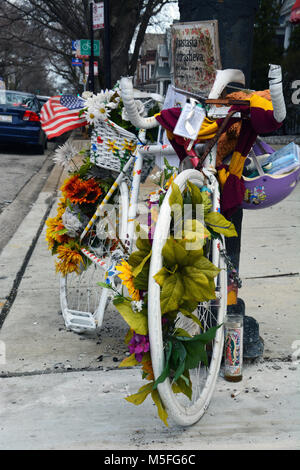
(148, 169, 227, 426)
(60, 181, 129, 333)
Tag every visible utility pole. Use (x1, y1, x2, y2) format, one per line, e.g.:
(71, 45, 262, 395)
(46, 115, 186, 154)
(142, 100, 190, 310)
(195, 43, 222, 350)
(104, 0, 111, 89)
(88, 0, 95, 93)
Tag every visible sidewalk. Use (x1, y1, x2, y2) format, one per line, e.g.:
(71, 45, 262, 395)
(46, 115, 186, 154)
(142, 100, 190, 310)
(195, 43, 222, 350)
(0, 142, 299, 450)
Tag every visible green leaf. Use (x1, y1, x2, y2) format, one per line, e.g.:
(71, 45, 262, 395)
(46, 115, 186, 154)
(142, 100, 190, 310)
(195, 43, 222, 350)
(125, 382, 154, 405)
(205, 212, 238, 237)
(183, 219, 210, 250)
(153, 340, 172, 389)
(169, 182, 183, 208)
(119, 353, 139, 368)
(184, 340, 209, 369)
(160, 272, 184, 314)
(181, 265, 217, 302)
(191, 254, 221, 280)
(132, 251, 152, 278)
(187, 181, 202, 207)
(151, 389, 169, 426)
(113, 299, 148, 335)
(170, 340, 187, 383)
(172, 372, 192, 400)
(153, 266, 170, 287)
(161, 237, 187, 268)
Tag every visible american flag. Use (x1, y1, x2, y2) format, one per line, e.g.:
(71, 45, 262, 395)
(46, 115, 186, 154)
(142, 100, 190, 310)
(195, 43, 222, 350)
(40, 95, 87, 139)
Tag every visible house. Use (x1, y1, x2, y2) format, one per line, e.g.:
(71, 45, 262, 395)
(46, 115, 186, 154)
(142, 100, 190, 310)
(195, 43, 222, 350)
(279, 0, 300, 49)
(134, 33, 166, 92)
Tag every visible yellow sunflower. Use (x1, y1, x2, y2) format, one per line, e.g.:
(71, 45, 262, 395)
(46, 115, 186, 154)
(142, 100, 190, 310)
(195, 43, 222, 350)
(106, 139, 119, 153)
(115, 260, 140, 301)
(55, 244, 84, 276)
(45, 215, 69, 248)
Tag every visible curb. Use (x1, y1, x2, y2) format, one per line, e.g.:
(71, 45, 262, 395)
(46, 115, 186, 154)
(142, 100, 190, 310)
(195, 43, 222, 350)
(0, 161, 64, 327)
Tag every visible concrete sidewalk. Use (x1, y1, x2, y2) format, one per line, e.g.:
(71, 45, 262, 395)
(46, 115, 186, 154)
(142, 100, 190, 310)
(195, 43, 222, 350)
(0, 144, 299, 450)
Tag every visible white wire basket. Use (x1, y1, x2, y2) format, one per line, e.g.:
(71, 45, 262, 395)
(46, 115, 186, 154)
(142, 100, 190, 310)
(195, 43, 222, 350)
(90, 119, 137, 172)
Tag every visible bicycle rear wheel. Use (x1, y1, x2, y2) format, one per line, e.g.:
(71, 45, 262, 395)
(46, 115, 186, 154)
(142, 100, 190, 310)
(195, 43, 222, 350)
(148, 169, 227, 426)
(60, 181, 129, 333)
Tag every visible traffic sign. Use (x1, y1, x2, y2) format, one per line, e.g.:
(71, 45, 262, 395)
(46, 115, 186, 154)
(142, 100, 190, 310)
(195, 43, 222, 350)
(72, 58, 83, 66)
(80, 39, 100, 57)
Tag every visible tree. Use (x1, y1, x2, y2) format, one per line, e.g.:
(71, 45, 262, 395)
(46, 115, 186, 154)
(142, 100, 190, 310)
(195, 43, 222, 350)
(251, 0, 283, 90)
(1, 0, 177, 93)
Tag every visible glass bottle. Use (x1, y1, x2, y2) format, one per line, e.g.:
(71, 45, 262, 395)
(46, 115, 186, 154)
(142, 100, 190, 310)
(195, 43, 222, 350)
(224, 314, 243, 382)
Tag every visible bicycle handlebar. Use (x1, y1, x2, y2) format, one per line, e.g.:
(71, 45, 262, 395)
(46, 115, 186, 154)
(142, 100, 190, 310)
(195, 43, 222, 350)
(120, 77, 159, 129)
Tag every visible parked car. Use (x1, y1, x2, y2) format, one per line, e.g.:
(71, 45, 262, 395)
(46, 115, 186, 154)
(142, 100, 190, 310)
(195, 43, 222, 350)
(37, 94, 50, 108)
(0, 90, 47, 154)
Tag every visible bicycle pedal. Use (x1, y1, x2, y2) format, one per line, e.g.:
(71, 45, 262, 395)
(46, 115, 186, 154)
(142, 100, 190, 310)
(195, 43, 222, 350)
(63, 309, 97, 333)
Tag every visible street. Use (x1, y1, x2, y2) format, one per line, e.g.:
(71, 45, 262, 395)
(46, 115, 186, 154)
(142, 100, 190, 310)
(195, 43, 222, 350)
(0, 142, 57, 253)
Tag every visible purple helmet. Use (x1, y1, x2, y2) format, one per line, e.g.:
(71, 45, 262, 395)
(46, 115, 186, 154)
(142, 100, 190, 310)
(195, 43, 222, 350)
(242, 140, 300, 210)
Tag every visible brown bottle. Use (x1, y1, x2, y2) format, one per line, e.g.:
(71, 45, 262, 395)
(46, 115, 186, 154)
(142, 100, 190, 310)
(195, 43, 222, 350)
(224, 314, 243, 382)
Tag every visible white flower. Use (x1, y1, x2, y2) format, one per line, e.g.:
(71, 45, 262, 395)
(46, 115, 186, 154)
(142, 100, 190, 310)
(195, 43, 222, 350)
(62, 207, 83, 237)
(53, 140, 78, 168)
(82, 91, 93, 100)
(131, 300, 144, 312)
(149, 192, 160, 203)
(95, 102, 111, 120)
(85, 107, 101, 124)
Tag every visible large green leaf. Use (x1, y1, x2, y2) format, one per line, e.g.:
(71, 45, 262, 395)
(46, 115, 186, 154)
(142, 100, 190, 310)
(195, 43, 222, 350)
(160, 272, 184, 314)
(153, 266, 170, 287)
(186, 181, 203, 207)
(169, 182, 183, 208)
(183, 219, 210, 250)
(132, 251, 152, 278)
(161, 237, 187, 268)
(191, 254, 221, 280)
(113, 298, 148, 335)
(205, 211, 238, 237)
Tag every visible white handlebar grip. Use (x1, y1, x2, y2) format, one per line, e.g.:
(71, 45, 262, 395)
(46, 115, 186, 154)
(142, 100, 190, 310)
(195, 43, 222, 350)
(120, 77, 158, 129)
(268, 64, 286, 123)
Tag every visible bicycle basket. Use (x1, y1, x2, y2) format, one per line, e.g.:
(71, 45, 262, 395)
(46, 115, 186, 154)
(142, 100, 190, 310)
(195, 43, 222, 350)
(242, 140, 300, 210)
(90, 119, 137, 172)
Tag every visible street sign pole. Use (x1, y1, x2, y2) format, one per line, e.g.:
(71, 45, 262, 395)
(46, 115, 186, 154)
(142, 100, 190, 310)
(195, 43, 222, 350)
(104, 0, 111, 89)
(88, 0, 95, 93)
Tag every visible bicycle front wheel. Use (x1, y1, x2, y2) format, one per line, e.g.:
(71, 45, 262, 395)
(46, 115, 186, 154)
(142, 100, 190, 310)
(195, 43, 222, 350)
(60, 181, 129, 333)
(148, 169, 227, 426)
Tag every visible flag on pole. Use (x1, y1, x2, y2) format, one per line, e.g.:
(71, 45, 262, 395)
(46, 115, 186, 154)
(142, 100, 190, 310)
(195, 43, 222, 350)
(40, 95, 87, 139)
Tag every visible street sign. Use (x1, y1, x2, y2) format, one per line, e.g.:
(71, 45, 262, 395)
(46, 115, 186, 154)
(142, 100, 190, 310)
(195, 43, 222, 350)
(80, 39, 100, 57)
(72, 40, 80, 55)
(93, 2, 104, 30)
(72, 58, 83, 66)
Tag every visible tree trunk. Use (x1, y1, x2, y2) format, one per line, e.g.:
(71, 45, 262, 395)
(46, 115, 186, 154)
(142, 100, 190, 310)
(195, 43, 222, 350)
(178, 0, 259, 87)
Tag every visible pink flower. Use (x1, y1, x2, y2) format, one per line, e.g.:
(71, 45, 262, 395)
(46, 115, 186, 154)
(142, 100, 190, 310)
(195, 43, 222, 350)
(128, 332, 150, 362)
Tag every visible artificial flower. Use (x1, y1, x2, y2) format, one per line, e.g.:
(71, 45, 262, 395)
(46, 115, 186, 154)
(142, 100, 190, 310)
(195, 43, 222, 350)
(128, 332, 150, 362)
(53, 140, 78, 168)
(61, 175, 102, 205)
(45, 215, 69, 246)
(115, 260, 140, 301)
(55, 243, 84, 276)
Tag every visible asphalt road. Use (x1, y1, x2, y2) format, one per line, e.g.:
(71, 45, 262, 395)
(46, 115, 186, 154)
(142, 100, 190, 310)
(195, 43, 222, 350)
(0, 141, 58, 254)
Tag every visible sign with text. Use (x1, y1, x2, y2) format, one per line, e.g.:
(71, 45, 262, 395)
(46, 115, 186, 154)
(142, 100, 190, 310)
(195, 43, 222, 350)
(93, 2, 104, 30)
(171, 21, 221, 97)
(80, 39, 100, 57)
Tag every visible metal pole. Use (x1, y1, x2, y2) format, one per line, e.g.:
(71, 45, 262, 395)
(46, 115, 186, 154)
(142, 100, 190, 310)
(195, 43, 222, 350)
(104, 0, 111, 89)
(88, 0, 95, 93)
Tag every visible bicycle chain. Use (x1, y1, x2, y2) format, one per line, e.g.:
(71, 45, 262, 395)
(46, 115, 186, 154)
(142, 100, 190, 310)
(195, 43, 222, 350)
(220, 248, 242, 289)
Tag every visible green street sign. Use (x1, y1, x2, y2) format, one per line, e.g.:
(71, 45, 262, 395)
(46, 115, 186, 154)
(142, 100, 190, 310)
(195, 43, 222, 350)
(80, 39, 100, 57)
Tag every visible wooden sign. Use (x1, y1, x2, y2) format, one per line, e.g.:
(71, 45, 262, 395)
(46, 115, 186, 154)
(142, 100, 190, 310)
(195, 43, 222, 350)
(171, 21, 221, 97)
